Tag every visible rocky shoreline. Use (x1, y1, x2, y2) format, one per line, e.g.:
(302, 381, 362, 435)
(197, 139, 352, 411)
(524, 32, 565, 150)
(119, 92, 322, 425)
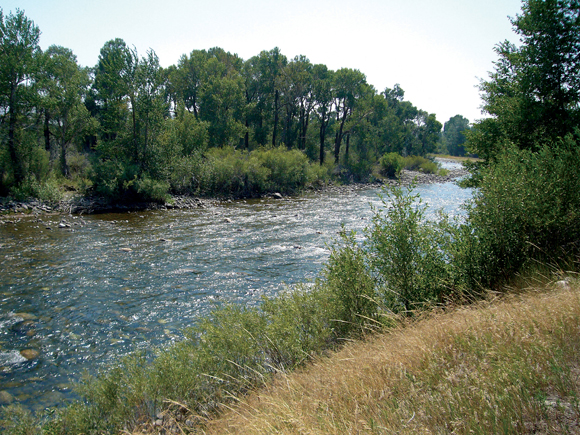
(0, 166, 468, 221)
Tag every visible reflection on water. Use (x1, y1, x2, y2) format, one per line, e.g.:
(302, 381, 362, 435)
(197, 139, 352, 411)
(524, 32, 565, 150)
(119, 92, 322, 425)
(0, 171, 471, 411)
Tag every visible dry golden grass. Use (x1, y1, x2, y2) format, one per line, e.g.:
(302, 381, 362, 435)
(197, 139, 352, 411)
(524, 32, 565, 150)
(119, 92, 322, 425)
(198, 281, 580, 435)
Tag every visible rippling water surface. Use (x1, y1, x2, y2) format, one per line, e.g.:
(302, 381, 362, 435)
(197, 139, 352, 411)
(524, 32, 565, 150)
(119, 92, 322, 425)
(0, 164, 472, 411)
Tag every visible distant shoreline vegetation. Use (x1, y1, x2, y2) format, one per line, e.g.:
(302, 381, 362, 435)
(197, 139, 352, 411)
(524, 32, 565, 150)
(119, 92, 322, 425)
(0, 8, 471, 205)
(0, 153, 463, 217)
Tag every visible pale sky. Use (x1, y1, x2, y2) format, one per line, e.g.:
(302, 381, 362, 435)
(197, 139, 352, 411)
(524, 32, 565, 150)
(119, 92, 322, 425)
(2, 0, 523, 125)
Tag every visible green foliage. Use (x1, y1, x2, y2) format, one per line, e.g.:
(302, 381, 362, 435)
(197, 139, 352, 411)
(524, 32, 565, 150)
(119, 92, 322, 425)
(198, 146, 270, 197)
(342, 149, 376, 182)
(306, 157, 333, 186)
(379, 152, 404, 177)
(133, 176, 170, 203)
(167, 153, 204, 194)
(253, 146, 310, 192)
(0, 405, 40, 435)
(402, 155, 439, 174)
(366, 184, 453, 312)
(66, 151, 92, 181)
(10, 176, 62, 202)
(469, 0, 580, 161)
(442, 115, 470, 156)
(0, 8, 449, 201)
(194, 146, 316, 198)
(260, 285, 336, 365)
(457, 137, 580, 289)
(323, 228, 377, 335)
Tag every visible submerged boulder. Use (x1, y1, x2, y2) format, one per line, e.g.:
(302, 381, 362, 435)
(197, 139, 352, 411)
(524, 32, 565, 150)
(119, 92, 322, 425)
(20, 349, 40, 360)
(0, 390, 14, 405)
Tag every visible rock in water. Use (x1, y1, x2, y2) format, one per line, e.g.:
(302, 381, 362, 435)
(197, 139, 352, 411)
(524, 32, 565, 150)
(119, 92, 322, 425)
(0, 390, 14, 405)
(20, 349, 40, 360)
(14, 313, 37, 321)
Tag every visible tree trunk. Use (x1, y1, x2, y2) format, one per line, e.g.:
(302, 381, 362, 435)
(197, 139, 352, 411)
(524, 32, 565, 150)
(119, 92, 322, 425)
(44, 110, 52, 155)
(272, 89, 279, 146)
(319, 107, 329, 165)
(8, 83, 23, 184)
(334, 107, 349, 164)
(345, 133, 350, 162)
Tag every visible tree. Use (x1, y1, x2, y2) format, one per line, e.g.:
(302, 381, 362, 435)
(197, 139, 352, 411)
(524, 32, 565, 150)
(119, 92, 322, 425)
(93, 38, 133, 148)
(133, 49, 168, 170)
(0, 8, 41, 184)
(311, 64, 334, 165)
(278, 55, 314, 149)
(470, 0, 580, 159)
(258, 48, 287, 146)
(198, 51, 245, 148)
(414, 112, 442, 156)
(442, 115, 470, 156)
(174, 50, 209, 118)
(40, 45, 94, 177)
(332, 68, 367, 163)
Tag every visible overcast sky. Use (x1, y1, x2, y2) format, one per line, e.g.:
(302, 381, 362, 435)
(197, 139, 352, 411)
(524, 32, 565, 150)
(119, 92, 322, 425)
(3, 0, 524, 125)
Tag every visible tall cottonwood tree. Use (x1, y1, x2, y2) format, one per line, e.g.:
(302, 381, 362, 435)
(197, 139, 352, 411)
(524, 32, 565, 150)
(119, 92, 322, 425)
(469, 0, 580, 160)
(0, 8, 41, 185)
(442, 115, 470, 156)
(133, 49, 168, 170)
(259, 48, 287, 147)
(93, 38, 133, 148)
(312, 64, 334, 165)
(40, 45, 94, 177)
(332, 68, 367, 163)
(198, 50, 245, 148)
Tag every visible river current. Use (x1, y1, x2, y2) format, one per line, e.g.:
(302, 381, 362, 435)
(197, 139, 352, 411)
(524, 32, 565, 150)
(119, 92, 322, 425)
(0, 161, 472, 411)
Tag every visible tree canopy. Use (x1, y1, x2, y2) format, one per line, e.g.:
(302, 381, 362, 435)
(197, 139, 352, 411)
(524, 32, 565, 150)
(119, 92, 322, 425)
(468, 0, 580, 161)
(0, 7, 445, 200)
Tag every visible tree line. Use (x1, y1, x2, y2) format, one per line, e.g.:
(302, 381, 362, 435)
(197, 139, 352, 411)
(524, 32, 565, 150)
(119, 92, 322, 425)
(0, 8, 469, 202)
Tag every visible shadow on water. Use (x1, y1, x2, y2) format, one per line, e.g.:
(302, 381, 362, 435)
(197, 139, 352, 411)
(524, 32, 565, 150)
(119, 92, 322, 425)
(0, 169, 472, 411)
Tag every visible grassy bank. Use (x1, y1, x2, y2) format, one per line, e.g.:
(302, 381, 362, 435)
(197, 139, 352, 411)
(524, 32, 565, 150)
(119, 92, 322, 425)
(202, 278, 580, 434)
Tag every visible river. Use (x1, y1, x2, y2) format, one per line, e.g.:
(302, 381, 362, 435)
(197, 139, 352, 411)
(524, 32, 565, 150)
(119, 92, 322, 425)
(0, 161, 472, 412)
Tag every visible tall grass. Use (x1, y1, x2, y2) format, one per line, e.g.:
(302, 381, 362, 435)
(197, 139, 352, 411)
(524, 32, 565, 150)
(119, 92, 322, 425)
(204, 281, 580, 435)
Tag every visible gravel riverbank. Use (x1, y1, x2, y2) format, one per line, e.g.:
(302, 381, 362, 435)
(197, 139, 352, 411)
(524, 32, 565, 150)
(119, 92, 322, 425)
(0, 165, 468, 220)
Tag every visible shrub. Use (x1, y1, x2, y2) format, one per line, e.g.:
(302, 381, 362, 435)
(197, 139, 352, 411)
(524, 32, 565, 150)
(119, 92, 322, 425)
(253, 146, 310, 193)
(67, 151, 93, 182)
(457, 138, 580, 290)
(10, 176, 62, 202)
(133, 176, 170, 203)
(168, 153, 204, 194)
(366, 183, 453, 312)
(379, 152, 404, 177)
(199, 147, 269, 197)
(322, 228, 377, 335)
(402, 155, 439, 174)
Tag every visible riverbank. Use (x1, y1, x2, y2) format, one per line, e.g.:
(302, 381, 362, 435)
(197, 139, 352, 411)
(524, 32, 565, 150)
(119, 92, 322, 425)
(0, 164, 468, 221)
(200, 279, 580, 435)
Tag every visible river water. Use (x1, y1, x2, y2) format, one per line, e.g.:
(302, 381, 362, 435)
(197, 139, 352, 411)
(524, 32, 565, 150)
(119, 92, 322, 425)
(0, 161, 472, 412)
